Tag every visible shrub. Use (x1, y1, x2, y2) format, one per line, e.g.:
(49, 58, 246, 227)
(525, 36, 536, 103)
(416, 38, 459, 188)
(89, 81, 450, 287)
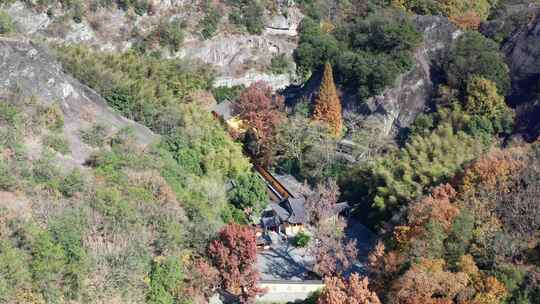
(159, 18, 185, 52)
(199, 6, 221, 39)
(0, 10, 14, 35)
(26, 225, 67, 302)
(42, 104, 64, 132)
(269, 53, 292, 75)
(293, 231, 311, 247)
(0, 161, 17, 191)
(43, 133, 71, 155)
(147, 257, 184, 304)
(31, 154, 63, 190)
(0, 102, 19, 125)
(80, 123, 109, 147)
(93, 186, 137, 226)
(48, 210, 90, 299)
(212, 85, 245, 103)
(229, 172, 268, 216)
(59, 169, 85, 197)
(0, 240, 31, 302)
(133, 0, 149, 16)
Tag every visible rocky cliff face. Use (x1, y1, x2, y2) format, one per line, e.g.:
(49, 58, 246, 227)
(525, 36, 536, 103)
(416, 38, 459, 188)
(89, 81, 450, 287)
(361, 16, 461, 136)
(497, 5, 540, 139)
(177, 5, 303, 89)
(182, 32, 298, 89)
(0, 38, 157, 165)
(500, 5, 540, 102)
(4, 1, 302, 89)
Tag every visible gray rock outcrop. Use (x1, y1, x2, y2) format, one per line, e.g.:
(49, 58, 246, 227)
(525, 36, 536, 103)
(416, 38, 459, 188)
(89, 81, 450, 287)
(495, 4, 540, 139)
(180, 5, 302, 89)
(3, 0, 302, 90)
(0, 38, 157, 165)
(500, 5, 540, 102)
(362, 16, 462, 136)
(181, 33, 298, 89)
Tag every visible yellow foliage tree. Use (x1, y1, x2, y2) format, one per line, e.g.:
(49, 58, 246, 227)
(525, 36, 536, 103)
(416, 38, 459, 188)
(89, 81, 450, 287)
(313, 62, 343, 136)
(465, 76, 509, 120)
(393, 0, 494, 29)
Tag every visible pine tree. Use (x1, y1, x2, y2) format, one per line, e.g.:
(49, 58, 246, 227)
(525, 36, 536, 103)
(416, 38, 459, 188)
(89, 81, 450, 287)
(313, 62, 343, 136)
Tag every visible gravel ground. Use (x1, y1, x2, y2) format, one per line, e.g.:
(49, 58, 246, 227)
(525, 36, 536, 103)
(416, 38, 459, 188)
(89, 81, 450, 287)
(257, 218, 376, 281)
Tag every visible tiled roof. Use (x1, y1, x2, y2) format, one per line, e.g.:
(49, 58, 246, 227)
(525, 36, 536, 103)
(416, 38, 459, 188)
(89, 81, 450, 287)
(269, 203, 290, 222)
(261, 216, 281, 229)
(284, 197, 307, 224)
(212, 100, 234, 120)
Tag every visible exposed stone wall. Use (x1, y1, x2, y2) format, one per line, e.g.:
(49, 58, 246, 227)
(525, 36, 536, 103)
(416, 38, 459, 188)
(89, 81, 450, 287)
(257, 280, 324, 303)
(3, 1, 302, 89)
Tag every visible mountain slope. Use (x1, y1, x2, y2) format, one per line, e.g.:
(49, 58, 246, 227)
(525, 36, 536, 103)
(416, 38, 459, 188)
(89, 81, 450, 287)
(0, 37, 157, 165)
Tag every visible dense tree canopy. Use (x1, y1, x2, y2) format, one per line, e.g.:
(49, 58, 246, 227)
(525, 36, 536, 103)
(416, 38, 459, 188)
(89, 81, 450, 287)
(445, 31, 510, 95)
(294, 9, 422, 100)
(343, 124, 482, 219)
(393, 0, 495, 29)
(318, 274, 381, 304)
(3, 1, 540, 303)
(367, 142, 540, 304)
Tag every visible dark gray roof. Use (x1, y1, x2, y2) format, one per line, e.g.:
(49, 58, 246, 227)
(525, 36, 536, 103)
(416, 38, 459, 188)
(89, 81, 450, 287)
(284, 197, 307, 224)
(269, 203, 290, 222)
(273, 173, 312, 198)
(212, 100, 234, 120)
(261, 216, 281, 229)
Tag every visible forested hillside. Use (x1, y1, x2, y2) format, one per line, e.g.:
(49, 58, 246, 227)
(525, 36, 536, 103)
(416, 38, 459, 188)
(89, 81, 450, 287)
(0, 0, 539, 303)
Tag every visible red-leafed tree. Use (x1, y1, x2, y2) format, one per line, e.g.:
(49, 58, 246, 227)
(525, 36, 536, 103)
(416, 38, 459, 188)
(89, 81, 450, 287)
(233, 81, 285, 166)
(207, 224, 264, 303)
(318, 273, 381, 304)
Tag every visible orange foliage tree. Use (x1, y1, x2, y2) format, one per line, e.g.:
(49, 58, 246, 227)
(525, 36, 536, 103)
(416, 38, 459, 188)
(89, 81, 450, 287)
(460, 148, 524, 197)
(389, 258, 469, 303)
(317, 273, 381, 304)
(368, 242, 406, 294)
(313, 62, 343, 136)
(449, 10, 482, 30)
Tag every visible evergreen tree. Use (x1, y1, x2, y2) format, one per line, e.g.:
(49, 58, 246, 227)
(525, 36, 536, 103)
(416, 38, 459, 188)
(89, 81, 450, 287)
(313, 62, 343, 136)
